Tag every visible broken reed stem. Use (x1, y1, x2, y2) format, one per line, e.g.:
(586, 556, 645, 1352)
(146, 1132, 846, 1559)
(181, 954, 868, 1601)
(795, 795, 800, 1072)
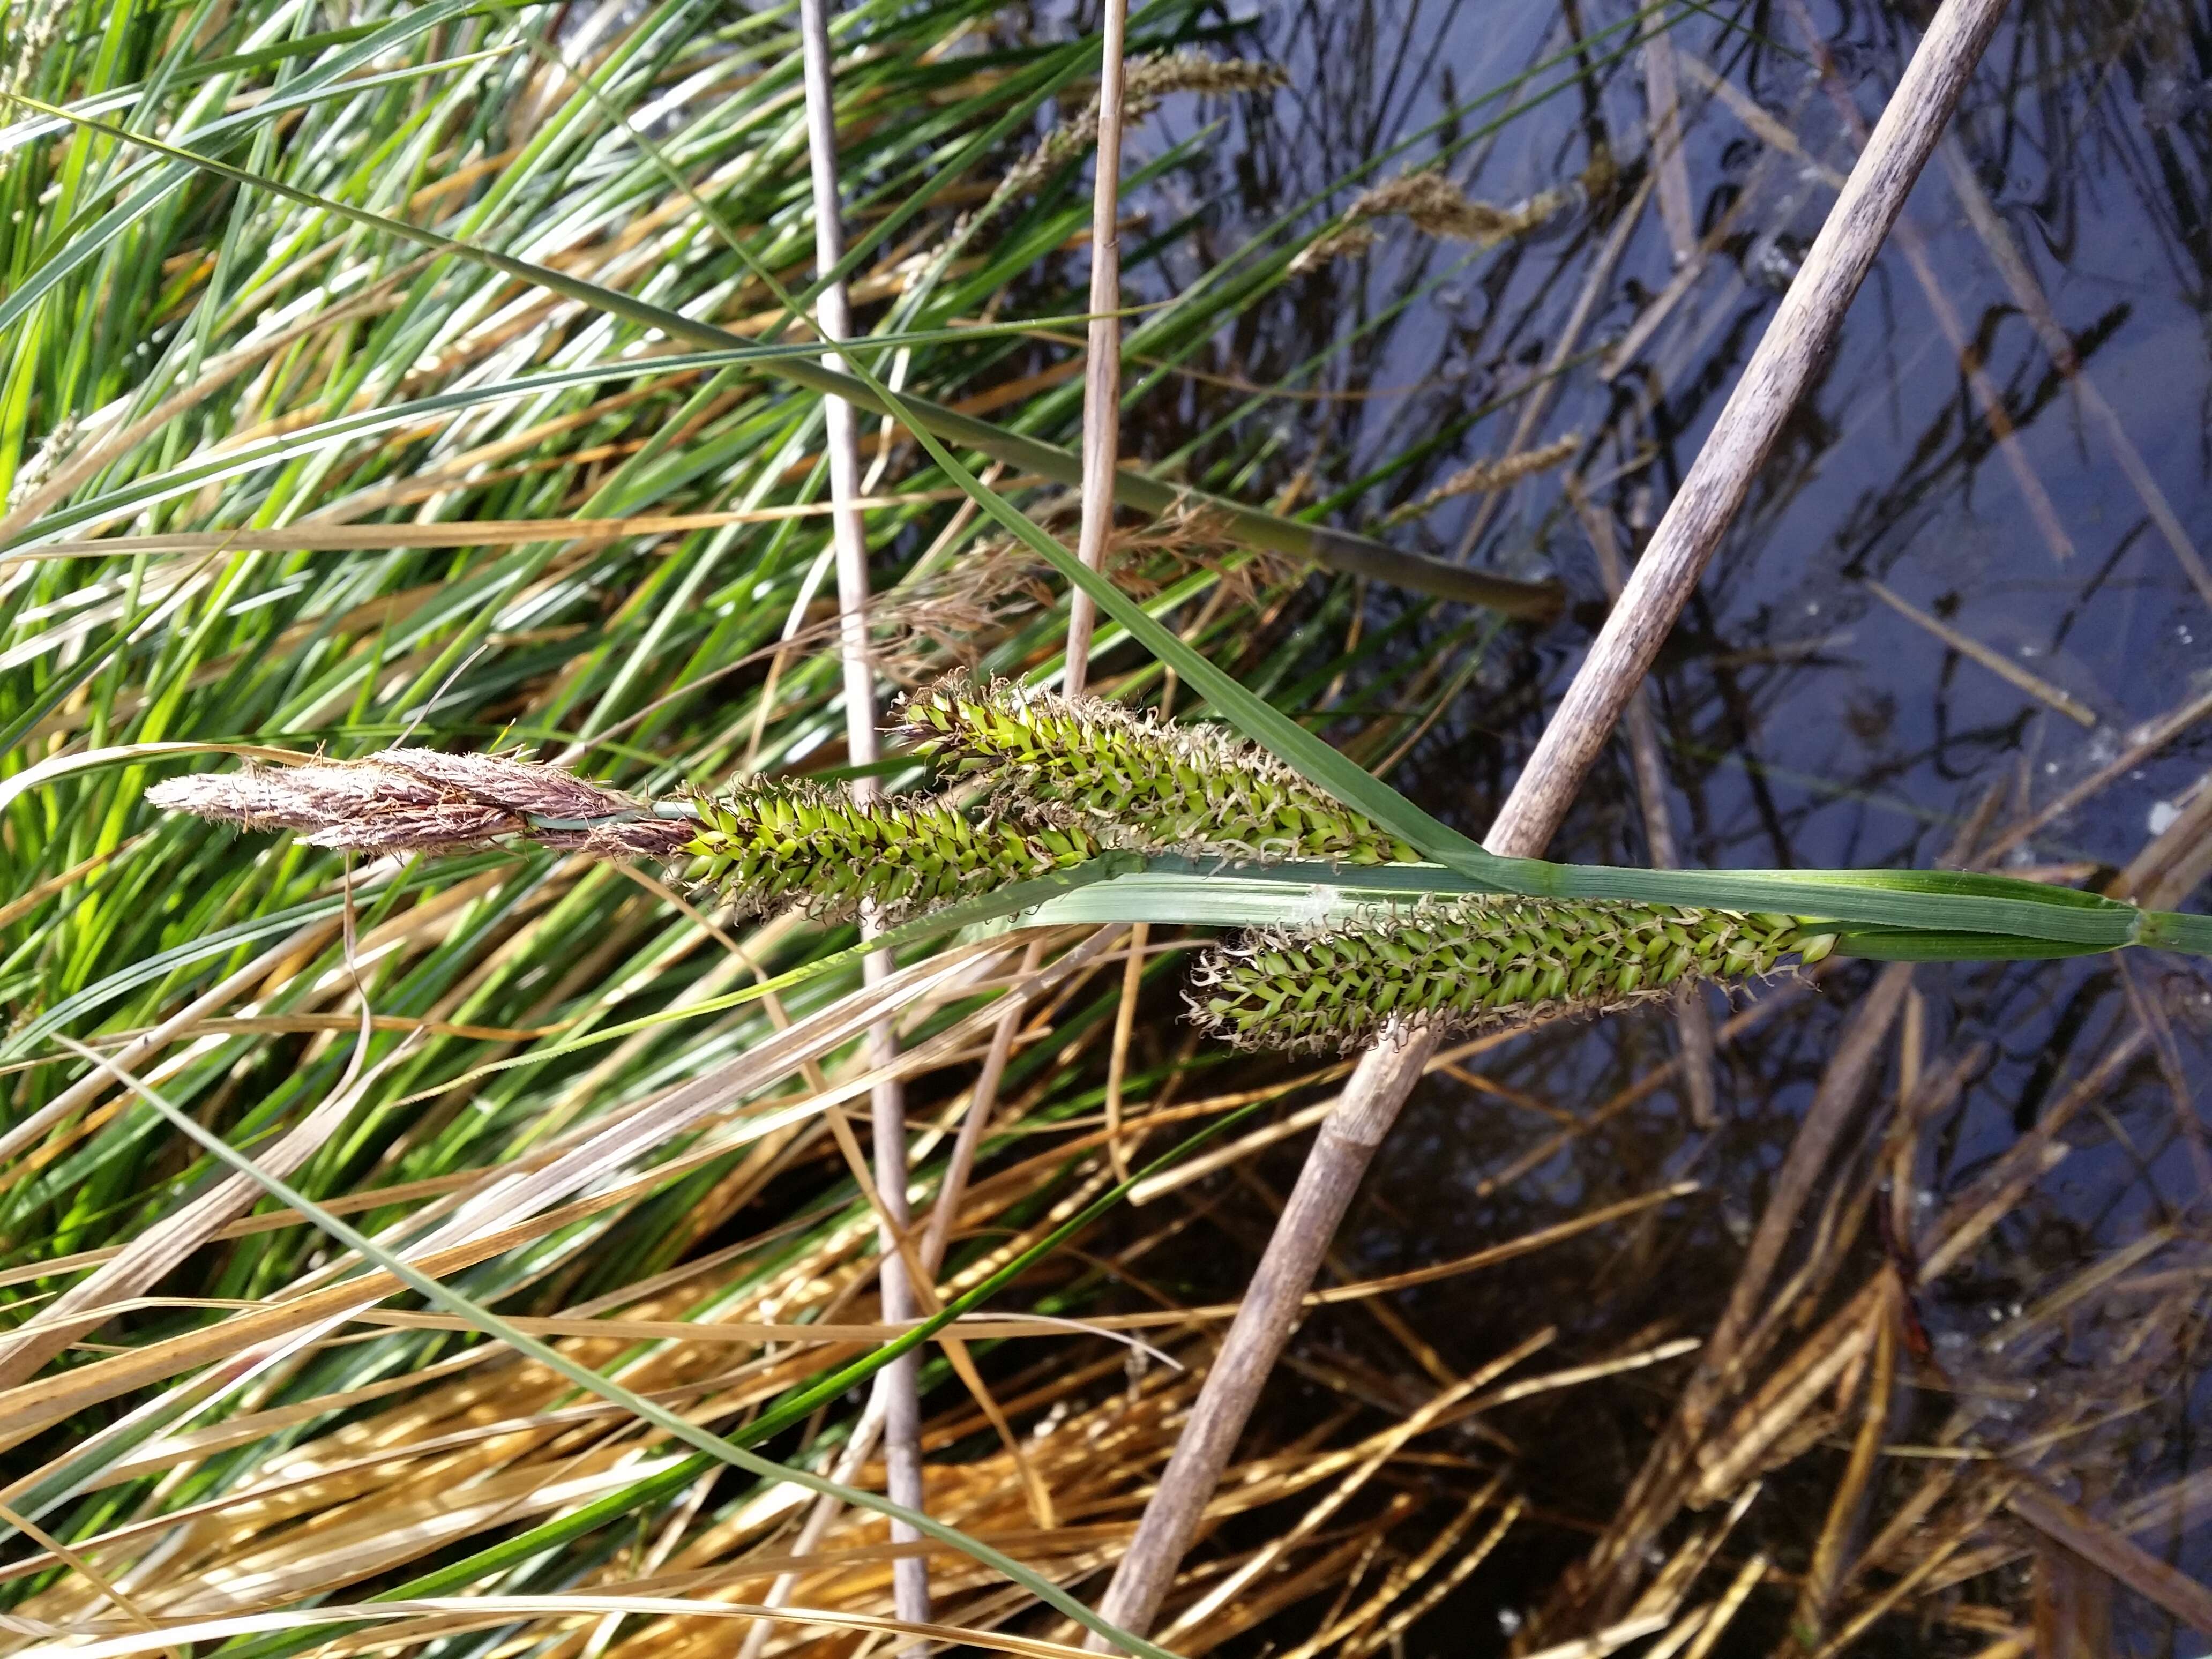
(1103, 923, 1145, 1182)
(1448, 172, 1652, 563)
(1082, 1, 2012, 1643)
(795, 0, 930, 1635)
(1792, 1291, 1899, 1639)
(2006, 1483, 2212, 1640)
(1062, 0, 1129, 698)
(1931, 132, 2212, 606)
(1641, 6, 1698, 265)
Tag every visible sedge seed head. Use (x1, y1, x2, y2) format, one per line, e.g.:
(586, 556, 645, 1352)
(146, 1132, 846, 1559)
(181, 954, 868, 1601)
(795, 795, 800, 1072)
(1346, 170, 1571, 244)
(1188, 896, 1837, 1053)
(999, 53, 1287, 204)
(895, 675, 1421, 866)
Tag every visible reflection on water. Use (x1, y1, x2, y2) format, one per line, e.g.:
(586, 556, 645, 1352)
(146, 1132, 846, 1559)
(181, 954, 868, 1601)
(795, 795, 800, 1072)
(1090, 0, 2212, 1650)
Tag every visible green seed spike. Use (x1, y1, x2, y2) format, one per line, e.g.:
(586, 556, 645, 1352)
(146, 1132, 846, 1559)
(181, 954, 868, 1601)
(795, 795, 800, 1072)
(1187, 896, 1840, 1055)
(683, 779, 1105, 924)
(896, 675, 1423, 866)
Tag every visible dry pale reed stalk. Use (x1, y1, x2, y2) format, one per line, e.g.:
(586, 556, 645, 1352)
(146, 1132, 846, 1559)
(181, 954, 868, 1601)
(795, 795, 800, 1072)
(1060, 0, 1131, 700)
(795, 0, 931, 1631)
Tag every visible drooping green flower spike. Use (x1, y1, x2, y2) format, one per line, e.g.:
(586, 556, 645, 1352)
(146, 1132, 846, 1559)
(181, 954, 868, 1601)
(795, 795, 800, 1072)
(896, 676, 1423, 866)
(1189, 897, 1838, 1054)
(684, 780, 1105, 923)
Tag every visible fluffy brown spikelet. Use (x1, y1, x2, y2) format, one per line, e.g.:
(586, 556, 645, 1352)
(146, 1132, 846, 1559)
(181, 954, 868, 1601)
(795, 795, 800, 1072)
(148, 750, 691, 859)
(1293, 168, 1578, 272)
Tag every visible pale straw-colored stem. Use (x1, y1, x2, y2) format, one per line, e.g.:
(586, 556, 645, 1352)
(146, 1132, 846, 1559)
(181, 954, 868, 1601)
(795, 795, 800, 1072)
(1083, 1, 2011, 1643)
(1062, 0, 1129, 699)
(796, 0, 930, 1637)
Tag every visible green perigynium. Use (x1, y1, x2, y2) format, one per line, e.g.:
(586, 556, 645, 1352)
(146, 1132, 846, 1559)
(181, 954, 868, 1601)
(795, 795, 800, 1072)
(1189, 898, 1839, 1053)
(898, 676, 1422, 865)
(684, 779, 1105, 922)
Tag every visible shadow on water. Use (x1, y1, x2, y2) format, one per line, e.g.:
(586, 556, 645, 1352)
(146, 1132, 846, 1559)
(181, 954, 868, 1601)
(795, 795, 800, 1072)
(1066, 0, 2212, 1650)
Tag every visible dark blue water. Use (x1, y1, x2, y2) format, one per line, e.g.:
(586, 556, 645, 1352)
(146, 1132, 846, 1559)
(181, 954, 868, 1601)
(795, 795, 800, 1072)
(1111, 1, 2212, 1650)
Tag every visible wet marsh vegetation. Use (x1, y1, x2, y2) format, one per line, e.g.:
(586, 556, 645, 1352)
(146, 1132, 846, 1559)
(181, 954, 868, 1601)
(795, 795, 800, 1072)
(3, 0, 2212, 1655)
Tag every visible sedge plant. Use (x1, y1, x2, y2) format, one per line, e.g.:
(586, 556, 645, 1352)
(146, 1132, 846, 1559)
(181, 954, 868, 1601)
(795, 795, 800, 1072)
(152, 675, 2208, 1059)
(5, 0, 2202, 1653)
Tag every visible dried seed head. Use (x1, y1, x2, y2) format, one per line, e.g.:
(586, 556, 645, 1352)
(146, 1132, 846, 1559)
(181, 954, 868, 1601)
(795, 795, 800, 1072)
(1289, 224, 1378, 273)
(148, 750, 688, 860)
(370, 748, 616, 821)
(955, 496, 1302, 613)
(151, 756, 522, 852)
(0, 0, 65, 98)
(1294, 169, 1577, 272)
(1189, 897, 1838, 1053)
(1349, 170, 1572, 243)
(1384, 433, 1582, 526)
(683, 778, 1107, 923)
(896, 676, 1422, 866)
(7, 415, 77, 510)
(1000, 52, 1288, 204)
(1124, 49, 1288, 106)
